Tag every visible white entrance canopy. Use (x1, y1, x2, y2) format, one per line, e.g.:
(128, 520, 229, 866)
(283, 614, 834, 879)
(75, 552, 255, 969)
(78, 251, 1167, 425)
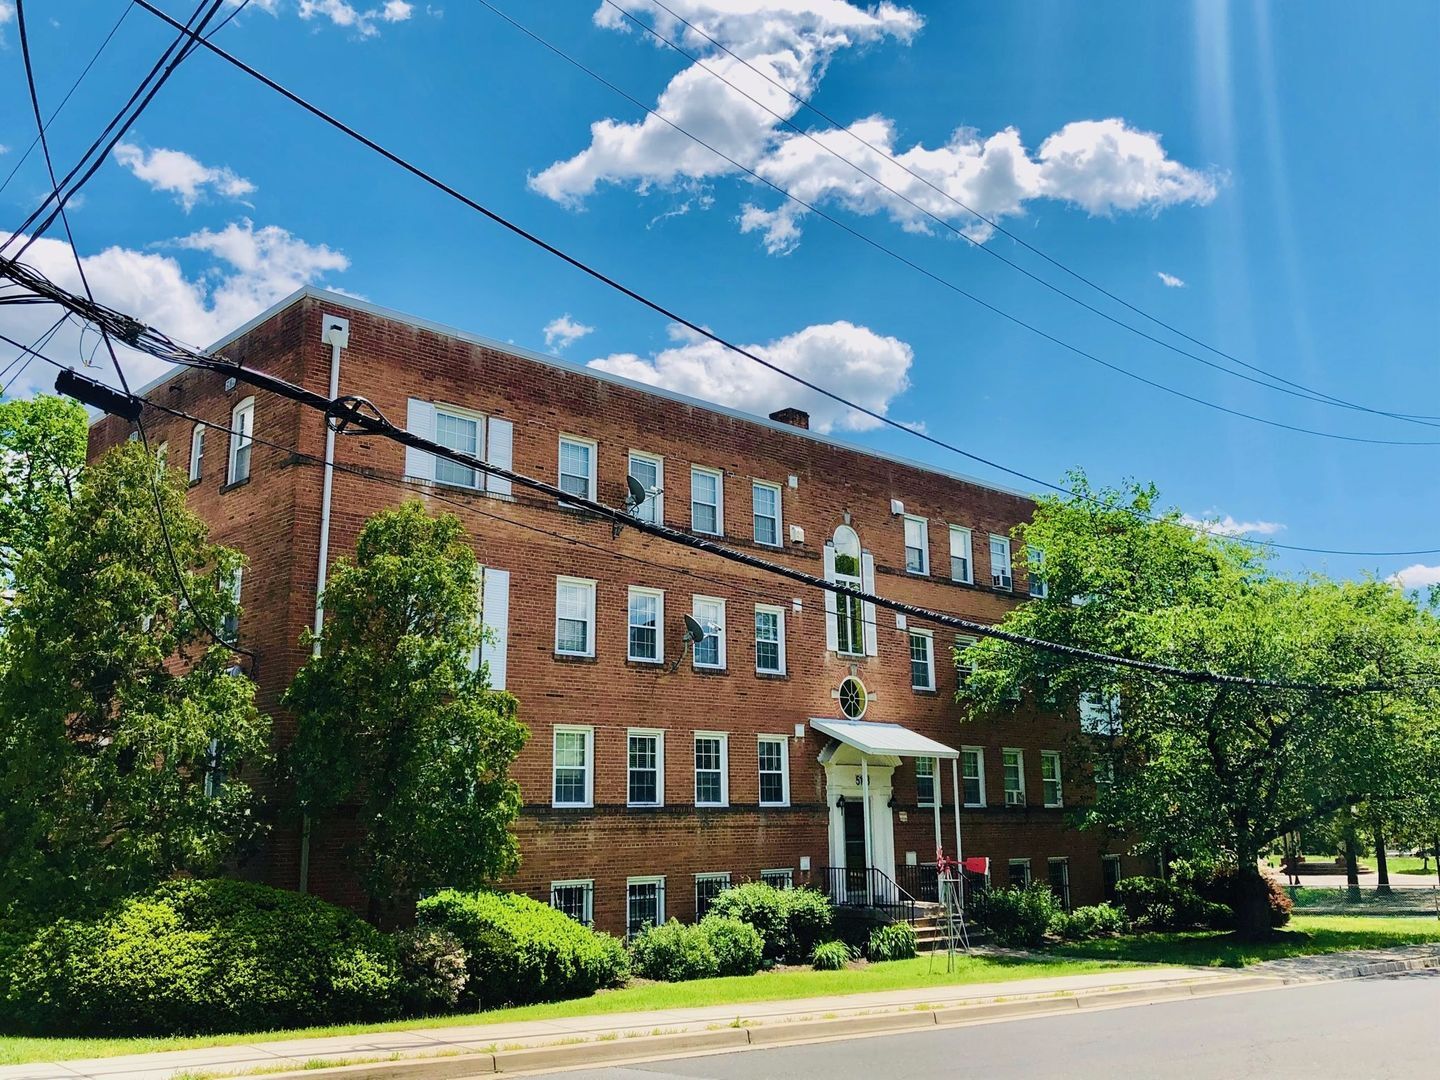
(810, 719, 959, 760)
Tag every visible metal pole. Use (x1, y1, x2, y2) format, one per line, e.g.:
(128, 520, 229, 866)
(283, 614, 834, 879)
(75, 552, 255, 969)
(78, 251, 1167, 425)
(951, 757, 964, 895)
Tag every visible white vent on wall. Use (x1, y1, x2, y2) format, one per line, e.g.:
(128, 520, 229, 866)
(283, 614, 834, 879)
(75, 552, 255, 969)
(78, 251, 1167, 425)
(894, 613, 908, 630)
(789, 524, 805, 544)
(890, 499, 905, 516)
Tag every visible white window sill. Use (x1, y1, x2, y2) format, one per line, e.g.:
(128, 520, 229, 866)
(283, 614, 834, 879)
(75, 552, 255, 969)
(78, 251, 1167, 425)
(552, 802, 593, 810)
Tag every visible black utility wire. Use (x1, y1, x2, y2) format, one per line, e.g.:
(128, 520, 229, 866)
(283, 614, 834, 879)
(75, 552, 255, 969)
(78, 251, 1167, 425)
(624, 0, 1440, 427)
(475, 0, 1440, 447)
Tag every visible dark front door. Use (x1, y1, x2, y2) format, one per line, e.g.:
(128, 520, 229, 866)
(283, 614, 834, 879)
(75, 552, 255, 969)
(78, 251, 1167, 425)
(843, 800, 867, 899)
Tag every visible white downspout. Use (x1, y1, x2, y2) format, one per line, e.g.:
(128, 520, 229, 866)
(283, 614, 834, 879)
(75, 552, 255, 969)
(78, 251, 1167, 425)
(300, 314, 349, 894)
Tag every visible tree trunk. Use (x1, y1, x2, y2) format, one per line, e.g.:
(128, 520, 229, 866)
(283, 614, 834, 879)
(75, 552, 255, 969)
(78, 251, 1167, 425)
(1434, 836, 1439, 887)
(1343, 823, 1361, 901)
(1232, 859, 1274, 940)
(1374, 825, 1391, 895)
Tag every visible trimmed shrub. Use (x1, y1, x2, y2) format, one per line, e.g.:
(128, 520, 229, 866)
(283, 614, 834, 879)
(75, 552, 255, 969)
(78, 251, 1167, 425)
(417, 890, 628, 1009)
(810, 940, 855, 971)
(0, 879, 400, 1036)
(973, 883, 1063, 947)
(1047, 904, 1128, 942)
(698, 916, 764, 977)
(1113, 876, 1216, 931)
(707, 882, 833, 964)
(394, 927, 468, 1016)
(1191, 867, 1294, 929)
(629, 920, 717, 982)
(865, 922, 918, 962)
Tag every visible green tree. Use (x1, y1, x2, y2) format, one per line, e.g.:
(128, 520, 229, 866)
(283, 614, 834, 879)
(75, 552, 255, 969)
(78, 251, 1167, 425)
(961, 475, 1440, 937)
(285, 503, 527, 925)
(0, 394, 87, 579)
(0, 442, 270, 917)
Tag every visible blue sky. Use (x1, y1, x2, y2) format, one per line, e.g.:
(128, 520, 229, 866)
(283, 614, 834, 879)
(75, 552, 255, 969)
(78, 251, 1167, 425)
(1, 1, 1437, 586)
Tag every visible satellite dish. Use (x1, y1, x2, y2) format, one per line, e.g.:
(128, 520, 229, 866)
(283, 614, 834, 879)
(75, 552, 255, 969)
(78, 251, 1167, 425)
(626, 475, 648, 509)
(682, 614, 707, 643)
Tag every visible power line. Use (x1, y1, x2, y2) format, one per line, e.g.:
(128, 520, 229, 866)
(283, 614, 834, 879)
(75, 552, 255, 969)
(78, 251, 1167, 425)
(472, 0, 1440, 448)
(45, 341, 1437, 694)
(618, 0, 1440, 428)
(0, 1, 136, 197)
(81, 5, 1440, 554)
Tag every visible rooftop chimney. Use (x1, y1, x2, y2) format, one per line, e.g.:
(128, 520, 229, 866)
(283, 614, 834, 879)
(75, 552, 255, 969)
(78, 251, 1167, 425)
(769, 407, 810, 430)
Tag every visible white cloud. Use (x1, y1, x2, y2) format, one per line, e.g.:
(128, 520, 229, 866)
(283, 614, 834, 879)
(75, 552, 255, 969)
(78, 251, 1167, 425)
(542, 313, 594, 351)
(1389, 564, 1440, 591)
(587, 319, 912, 433)
(298, 0, 413, 36)
(1180, 513, 1285, 538)
(0, 2, 13, 23)
(0, 221, 348, 398)
(1157, 271, 1186, 288)
(113, 143, 256, 212)
(534, 2, 1218, 253)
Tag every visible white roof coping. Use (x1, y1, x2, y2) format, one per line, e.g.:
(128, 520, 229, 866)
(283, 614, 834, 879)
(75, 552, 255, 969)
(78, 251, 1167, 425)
(809, 718, 959, 759)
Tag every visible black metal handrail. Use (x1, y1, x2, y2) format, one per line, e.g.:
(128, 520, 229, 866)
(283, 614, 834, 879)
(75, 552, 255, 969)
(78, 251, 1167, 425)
(811, 865, 918, 924)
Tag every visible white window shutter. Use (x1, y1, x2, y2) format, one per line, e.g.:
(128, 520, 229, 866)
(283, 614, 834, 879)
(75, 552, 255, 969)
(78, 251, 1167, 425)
(860, 550, 878, 656)
(822, 542, 839, 653)
(486, 417, 513, 497)
(480, 567, 510, 691)
(405, 398, 436, 480)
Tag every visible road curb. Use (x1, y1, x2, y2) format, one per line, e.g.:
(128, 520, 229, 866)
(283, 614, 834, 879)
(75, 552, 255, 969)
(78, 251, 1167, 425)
(218, 975, 1275, 1079)
(1277, 951, 1440, 984)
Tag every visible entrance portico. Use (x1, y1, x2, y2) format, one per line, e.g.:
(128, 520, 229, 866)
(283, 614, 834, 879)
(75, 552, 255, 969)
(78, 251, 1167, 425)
(812, 719, 964, 905)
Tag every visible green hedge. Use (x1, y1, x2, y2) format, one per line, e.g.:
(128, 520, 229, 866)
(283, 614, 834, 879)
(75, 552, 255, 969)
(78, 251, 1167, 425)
(1047, 903, 1128, 941)
(972, 883, 1063, 947)
(628, 916, 763, 981)
(417, 890, 627, 1009)
(707, 882, 832, 964)
(0, 879, 400, 1036)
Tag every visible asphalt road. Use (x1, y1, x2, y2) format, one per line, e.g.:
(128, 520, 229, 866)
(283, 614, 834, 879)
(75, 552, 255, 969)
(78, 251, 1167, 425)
(550, 972, 1440, 1080)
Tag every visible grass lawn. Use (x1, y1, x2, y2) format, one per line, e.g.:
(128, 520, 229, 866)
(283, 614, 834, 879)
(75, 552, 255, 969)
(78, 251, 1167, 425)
(1052, 915, 1440, 969)
(1383, 856, 1437, 877)
(0, 953, 1132, 1066)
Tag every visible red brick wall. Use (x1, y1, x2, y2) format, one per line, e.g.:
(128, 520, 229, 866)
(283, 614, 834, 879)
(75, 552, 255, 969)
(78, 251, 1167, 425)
(90, 293, 1144, 932)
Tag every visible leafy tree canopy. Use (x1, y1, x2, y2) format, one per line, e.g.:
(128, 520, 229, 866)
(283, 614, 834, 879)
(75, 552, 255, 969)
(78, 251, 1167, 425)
(961, 474, 1440, 934)
(0, 393, 87, 579)
(0, 442, 270, 917)
(285, 502, 527, 923)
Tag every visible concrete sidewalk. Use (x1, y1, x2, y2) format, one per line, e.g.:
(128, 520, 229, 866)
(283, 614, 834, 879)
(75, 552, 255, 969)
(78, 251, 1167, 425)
(0, 966, 1245, 1080)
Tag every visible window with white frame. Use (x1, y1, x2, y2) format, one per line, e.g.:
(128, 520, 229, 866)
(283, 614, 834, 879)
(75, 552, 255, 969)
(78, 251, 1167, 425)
(1040, 750, 1063, 807)
(903, 515, 929, 575)
(757, 736, 789, 806)
(188, 424, 205, 482)
(555, 577, 596, 657)
(552, 726, 593, 807)
(627, 730, 663, 807)
(961, 747, 985, 807)
(692, 596, 725, 669)
(1028, 546, 1048, 598)
(752, 481, 781, 546)
(954, 634, 978, 677)
(831, 526, 865, 656)
(694, 733, 728, 806)
(949, 525, 973, 583)
(551, 879, 594, 925)
(915, 756, 936, 807)
(433, 405, 482, 488)
(909, 630, 935, 690)
(694, 872, 731, 919)
(760, 868, 793, 889)
(1008, 859, 1031, 888)
(691, 466, 722, 535)
(627, 587, 663, 663)
(558, 435, 597, 502)
(1047, 858, 1072, 911)
(989, 534, 1013, 590)
(628, 451, 663, 523)
(626, 876, 665, 939)
(754, 604, 785, 674)
(1079, 691, 1121, 735)
(221, 566, 242, 641)
(227, 397, 254, 484)
(203, 737, 226, 798)
(1002, 748, 1025, 806)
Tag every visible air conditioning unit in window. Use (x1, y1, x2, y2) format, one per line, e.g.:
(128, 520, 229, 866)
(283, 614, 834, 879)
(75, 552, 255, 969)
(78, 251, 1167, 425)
(993, 573, 1013, 589)
(1005, 790, 1025, 807)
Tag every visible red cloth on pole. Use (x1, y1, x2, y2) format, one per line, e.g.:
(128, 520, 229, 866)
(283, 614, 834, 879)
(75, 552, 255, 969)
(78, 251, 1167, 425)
(962, 856, 990, 876)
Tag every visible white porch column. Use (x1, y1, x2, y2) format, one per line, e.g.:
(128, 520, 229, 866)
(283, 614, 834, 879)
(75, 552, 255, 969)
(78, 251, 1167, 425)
(861, 757, 873, 904)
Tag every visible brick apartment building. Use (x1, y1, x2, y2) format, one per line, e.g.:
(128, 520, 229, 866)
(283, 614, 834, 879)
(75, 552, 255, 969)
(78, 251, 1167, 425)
(89, 289, 1144, 937)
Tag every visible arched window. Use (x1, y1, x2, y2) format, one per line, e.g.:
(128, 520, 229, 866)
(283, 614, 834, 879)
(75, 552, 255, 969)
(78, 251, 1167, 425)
(827, 526, 867, 656)
(188, 423, 205, 482)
